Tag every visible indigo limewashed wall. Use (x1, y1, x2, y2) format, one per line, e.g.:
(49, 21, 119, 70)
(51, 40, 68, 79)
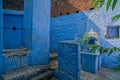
(28, 0, 51, 65)
(58, 41, 81, 80)
(50, 12, 87, 52)
(0, 0, 51, 74)
(50, 1, 120, 68)
(0, 0, 3, 74)
(84, 1, 120, 68)
(2, 10, 24, 73)
(3, 10, 24, 49)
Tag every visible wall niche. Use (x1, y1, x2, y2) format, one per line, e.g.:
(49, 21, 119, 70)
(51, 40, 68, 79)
(3, 0, 24, 11)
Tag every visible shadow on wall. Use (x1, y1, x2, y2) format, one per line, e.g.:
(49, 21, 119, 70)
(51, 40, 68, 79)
(50, 11, 120, 68)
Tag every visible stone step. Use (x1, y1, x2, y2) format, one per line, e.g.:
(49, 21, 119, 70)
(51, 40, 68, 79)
(50, 53, 58, 70)
(30, 70, 54, 80)
(50, 76, 59, 80)
(50, 53, 58, 61)
(1, 65, 50, 80)
(50, 60, 58, 70)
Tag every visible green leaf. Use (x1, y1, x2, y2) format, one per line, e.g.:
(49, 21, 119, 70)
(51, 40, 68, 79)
(108, 48, 114, 56)
(101, 48, 107, 54)
(112, 14, 120, 21)
(113, 47, 117, 52)
(112, 0, 118, 11)
(99, 47, 105, 54)
(100, 0, 105, 8)
(113, 66, 120, 71)
(91, 0, 95, 6)
(93, 0, 99, 8)
(79, 38, 83, 43)
(106, 0, 113, 11)
(90, 48, 96, 53)
(89, 44, 98, 53)
(104, 48, 109, 54)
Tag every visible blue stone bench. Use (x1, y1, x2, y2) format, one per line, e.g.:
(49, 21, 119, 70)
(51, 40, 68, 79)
(57, 40, 81, 80)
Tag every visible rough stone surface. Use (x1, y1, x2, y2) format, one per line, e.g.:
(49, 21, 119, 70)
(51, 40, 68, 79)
(84, 2, 120, 68)
(50, 12, 87, 52)
(81, 53, 101, 74)
(51, 53, 120, 80)
(50, 53, 58, 70)
(0, 0, 3, 75)
(57, 41, 81, 80)
(81, 68, 120, 80)
(29, 0, 50, 66)
(50, 1, 120, 68)
(0, 0, 51, 74)
(1, 65, 50, 80)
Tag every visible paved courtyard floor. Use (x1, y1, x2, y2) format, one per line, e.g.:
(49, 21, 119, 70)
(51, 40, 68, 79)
(81, 68, 120, 80)
(50, 53, 120, 80)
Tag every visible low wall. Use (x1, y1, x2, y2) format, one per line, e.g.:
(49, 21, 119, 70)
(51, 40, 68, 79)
(57, 41, 81, 80)
(50, 12, 87, 52)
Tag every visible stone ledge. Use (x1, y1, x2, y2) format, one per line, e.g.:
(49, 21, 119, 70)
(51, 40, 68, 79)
(1, 65, 50, 80)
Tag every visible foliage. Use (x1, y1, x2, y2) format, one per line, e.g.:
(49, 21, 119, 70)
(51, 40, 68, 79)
(80, 33, 120, 71)
(113, 65, 120, 71)
(92, 0, 120, 21)
(79, 33, 90, 51)
(79, 34, 120, 55)
(112, 14, 120, 21)
(89, 44, 120, 55)
(79, 33, 90, 43)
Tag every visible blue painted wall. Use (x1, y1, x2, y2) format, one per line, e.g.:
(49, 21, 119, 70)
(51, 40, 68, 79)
(0, 0, 3, 74)
(50, 12, 87, 52)
(58, 41, 81, 80)
(28, 0, 50, 65)
(0, 0, 51, 74)
(50, 1, 120, 68)
(23, 0, 33, 49)
(3, 10, 24, 49)
(84, 1, 120, 68)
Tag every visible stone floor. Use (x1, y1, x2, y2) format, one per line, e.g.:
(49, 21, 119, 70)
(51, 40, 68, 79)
(81, 68, 120, 80)
(1, 53, 120, 80)
(50, 53, 120, 80)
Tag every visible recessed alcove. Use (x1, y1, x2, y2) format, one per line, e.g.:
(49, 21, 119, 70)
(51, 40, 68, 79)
(0, 0, 50, 74)
(2, 0, 31, 69)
